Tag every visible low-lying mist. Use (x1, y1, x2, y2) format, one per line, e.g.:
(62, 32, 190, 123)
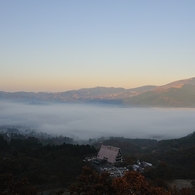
(0, 101, 195, 140)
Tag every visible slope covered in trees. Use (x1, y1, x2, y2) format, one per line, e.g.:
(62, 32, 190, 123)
(1, 131, 195, 194)
(0, 134, 96, 194)
(69, 166, 195, 195)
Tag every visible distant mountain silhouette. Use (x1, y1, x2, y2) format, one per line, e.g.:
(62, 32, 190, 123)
(124, 77, 195, 107)
(0, 86, 156, 103)
(1, 77, 195, 107)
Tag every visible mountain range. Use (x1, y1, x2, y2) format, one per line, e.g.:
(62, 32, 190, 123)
(1, 77, 195, 107)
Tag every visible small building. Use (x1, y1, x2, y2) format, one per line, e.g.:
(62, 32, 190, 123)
(97, 145, 124, 164)
(132, 160, 153, 173)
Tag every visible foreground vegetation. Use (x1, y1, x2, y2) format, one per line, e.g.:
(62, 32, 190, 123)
(1, 130, 195, 194)
(0, 133, 96, 194)
(70, 166, 195, 195)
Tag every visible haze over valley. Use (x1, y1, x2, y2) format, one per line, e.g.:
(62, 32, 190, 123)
(1, 101, 195, 141)
(0, 77, 195, 140)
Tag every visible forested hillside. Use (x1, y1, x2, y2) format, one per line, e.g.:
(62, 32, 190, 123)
(0, 134, 96, 194)
(1, 131, 195, 194)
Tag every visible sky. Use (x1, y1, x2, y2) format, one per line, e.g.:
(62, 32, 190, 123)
(1, 0, 195, 92)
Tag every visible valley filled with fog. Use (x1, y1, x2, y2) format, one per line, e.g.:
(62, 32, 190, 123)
(0, 101, 195, 140)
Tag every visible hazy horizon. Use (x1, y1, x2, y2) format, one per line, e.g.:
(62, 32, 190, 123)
(1, 2, 195, 141)
(0, 76, 194, 93)
(1, 101, 195, 141)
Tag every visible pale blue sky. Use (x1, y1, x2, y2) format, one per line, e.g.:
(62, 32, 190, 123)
(1, 0, 195, 92)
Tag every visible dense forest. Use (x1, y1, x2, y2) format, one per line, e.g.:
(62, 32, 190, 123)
(1, 129, 195, 194)
(0, 132, 96, 194)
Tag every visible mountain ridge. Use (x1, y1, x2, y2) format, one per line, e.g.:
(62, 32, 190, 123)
(1, 77, 195, 107)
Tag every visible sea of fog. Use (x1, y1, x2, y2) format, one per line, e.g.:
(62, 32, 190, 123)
(0, 101, 195, 140)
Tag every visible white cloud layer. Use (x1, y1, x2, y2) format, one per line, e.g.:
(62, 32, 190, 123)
(0, 101, 195, 140)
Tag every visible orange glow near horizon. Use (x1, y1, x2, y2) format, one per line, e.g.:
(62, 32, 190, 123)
(0, 75, 188, 93)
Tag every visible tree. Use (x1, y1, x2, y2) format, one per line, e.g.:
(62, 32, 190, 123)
(170, 186, 195, 195)
(69, 166, 113, 195)
(0, 135, 8, 150)
(69, 167, 173, 195)
(0, 173, 37, 195)
(112, 171, 171, 195)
